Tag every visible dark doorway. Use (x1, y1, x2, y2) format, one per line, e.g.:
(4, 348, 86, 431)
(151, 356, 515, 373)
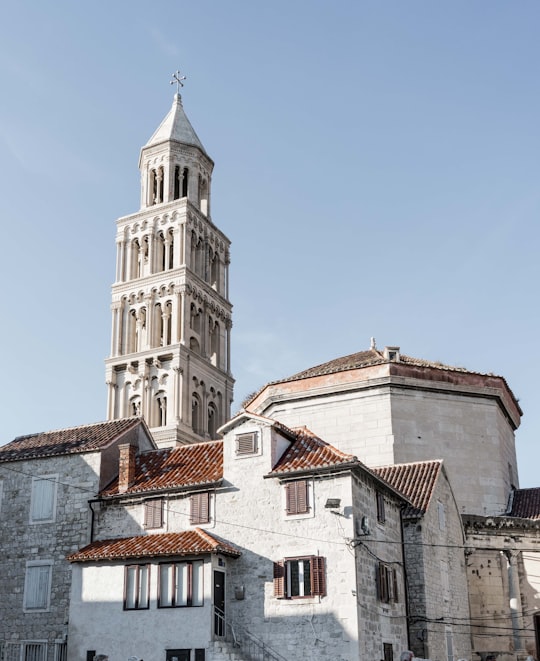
(214, 570, 225, 636)
(166, 650, 190, 661)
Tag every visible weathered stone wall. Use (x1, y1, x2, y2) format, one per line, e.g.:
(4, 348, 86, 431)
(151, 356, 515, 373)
(403, 468, 471, 660)
(0, 452, 101, 654)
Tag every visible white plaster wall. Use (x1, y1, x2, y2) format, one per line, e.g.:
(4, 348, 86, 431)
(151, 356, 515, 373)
(69, 561, 214, 661)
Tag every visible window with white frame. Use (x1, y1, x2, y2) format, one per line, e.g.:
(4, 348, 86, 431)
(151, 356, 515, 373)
(284, 480, 310, 516)
(235, 432, 258, 456)
(24, 643, 47, 661)
(24, 561, 53, 611)
(273, 556, 326, 599)
(190, 492, 210, 525)
(30, 475, 58, 523)
(159, 560, 204, 607)
(124, 564, 150, 610)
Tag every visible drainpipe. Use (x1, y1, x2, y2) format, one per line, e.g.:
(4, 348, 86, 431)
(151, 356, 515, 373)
(88, 499, 101, 542)
(400, 506, 413, 654)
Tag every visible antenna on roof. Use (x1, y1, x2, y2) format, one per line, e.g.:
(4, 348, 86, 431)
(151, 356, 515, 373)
(370, 337, 376, 350)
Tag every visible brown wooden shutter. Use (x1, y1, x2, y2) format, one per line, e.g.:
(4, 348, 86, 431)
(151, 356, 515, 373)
(144, 499, 163, 528)
(190, 492, 210, 524)
(285, 481, 308, 515)
(236, 433, 257, 455)
(377, 562, 389, 602)
(310, 556, 326, 597)
(392, 567, 399, 603)
(273, 561, 285, 598)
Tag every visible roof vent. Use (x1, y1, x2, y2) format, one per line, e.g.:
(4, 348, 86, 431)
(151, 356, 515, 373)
(384, 346, 400, 362)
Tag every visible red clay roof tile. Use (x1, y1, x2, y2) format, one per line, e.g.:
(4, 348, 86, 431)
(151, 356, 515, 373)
(101, 440, 223, 496)
(508, 488, 540, 520)
(0, 418, 143, 462)
(270, 427, 358, 475)
(68, 528, 241, 562)
(373, 460, 442, 518)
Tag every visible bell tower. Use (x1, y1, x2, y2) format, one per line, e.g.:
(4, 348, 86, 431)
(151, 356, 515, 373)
(105, 87, 234, 448)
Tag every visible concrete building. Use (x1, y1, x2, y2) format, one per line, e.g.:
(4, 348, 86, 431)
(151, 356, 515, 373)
(105, 93, 234, 449)
(0, 419, 154, 661)
(67, 413, 410, 661)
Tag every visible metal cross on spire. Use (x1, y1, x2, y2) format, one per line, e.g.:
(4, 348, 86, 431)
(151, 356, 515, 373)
(170, 70, 187, 94)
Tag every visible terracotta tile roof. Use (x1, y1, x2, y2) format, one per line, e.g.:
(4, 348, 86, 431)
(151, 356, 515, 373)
(68, 528, 241, 562)
(101, 440, 223, 496)
(270, 427, 358, 475)
(284, 349, 475, 381)
(0, 418, 143, 463)
(373, 461, 443, 518)
(508, 488, 540, 520)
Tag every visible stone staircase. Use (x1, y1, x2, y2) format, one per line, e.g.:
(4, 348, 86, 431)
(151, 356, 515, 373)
(211, 640, 249, 661)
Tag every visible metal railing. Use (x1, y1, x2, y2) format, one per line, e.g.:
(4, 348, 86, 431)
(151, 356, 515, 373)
(214, 607, 287, 661)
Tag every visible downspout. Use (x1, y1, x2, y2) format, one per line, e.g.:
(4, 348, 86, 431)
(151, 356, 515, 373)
(504, 550, 522, 653)
(400, 506, 413, 653)
(88, 499, 100, 543)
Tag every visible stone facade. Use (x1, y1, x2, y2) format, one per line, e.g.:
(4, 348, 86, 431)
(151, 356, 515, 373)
(0, 420, 154, 661)
(67, 415, 409, 661)
(105, 94, 234, 449)
(247, 351, 521, 517)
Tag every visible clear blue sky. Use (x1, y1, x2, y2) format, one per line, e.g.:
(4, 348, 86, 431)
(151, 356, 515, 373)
(1, 2, 538, 486)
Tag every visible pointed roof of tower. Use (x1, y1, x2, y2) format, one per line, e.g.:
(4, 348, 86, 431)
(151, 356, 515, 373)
(144, 94, 208, 155)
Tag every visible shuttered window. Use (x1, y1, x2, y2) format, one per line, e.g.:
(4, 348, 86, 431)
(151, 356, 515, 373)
(235, 432, 257, 455)
(190, 492, 210, 524)
(376, 491, 385, 524)
(376, 562, 398, 603)
(124, 564, 150, 610)
(159, 561, 204, 607)
(144, 499, 164, 528)
(30, 476, 57, 523)
(24, 562, 52, 611)
(24, 644, 47, 661)
(273, 556, 326, 599)
(285, 480, 309, 515)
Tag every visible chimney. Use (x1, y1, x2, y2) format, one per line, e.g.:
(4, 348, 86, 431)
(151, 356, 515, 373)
(118, 443, 137, 493)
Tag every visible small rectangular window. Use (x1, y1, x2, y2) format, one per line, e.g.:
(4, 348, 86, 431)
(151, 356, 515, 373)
(285, 480, 309, 515)
(159, 560, 204, 607)
(376, 562, 398, 603)
(235, 432, 257, 455)
(124, 564, 150, 610)
(194, 650, 206, 661)
(376, 491, 386, 524)
(24, 561, 53, 611)
(438, 500, 446, 530)
(274, 556, 326, 599)
(144, 499, 164, 529)
(24, 644, 47, 661)
(190, 492, 210, 525)
(383, 642, 393, 661)
(30, 475, 58, 523)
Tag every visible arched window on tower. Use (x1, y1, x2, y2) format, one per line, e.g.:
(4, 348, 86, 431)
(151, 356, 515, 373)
(199, 177, 209, 216)
(127, 309, 137, 354)
(131, 239, 141, 279)
(130, 396, 141, 417)
(149, 169, 156, 206)
(195, 238, 204, 277)
(173, 165, 181, 200)
(190, 231, 197, 272)
(156, 232, 166, 272)
(208, 402, 218, 438)
(167, 228, 175, 270)
(210, 252, 219, 290)
(190, 303, 201, 334)
(192, 393, 201, 434)
(164, 301, 172, 346)
(154, 303, 163, 347)
(182, 168, 189, 198)
(210, 321, 220, 367)
(154, 391, 167, 427)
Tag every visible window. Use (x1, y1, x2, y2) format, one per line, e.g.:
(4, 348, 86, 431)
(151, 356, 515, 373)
(285, 480, 309, 515)
(437, 500, 446, 530)
(273, 556, 326, 599)
(159, 561, 204, 607)
(383, 643, 393, 661)
(124, 564, 150, 610)
(30, 475, 58, 523)
(376, 491, 385, 524)
(144, 499, 164, 529)
(24, 644, 47, 661)
(376, 562, 398, 603)
(24, 561, 53, 611)
(445, 626, 454, 661)
(54, 642, 67, 661)
(190, 492, 210, 525)
(235, 432, 257, 455)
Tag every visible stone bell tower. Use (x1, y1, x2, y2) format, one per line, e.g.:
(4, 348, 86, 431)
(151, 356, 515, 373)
(105, 88, 234, 448)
